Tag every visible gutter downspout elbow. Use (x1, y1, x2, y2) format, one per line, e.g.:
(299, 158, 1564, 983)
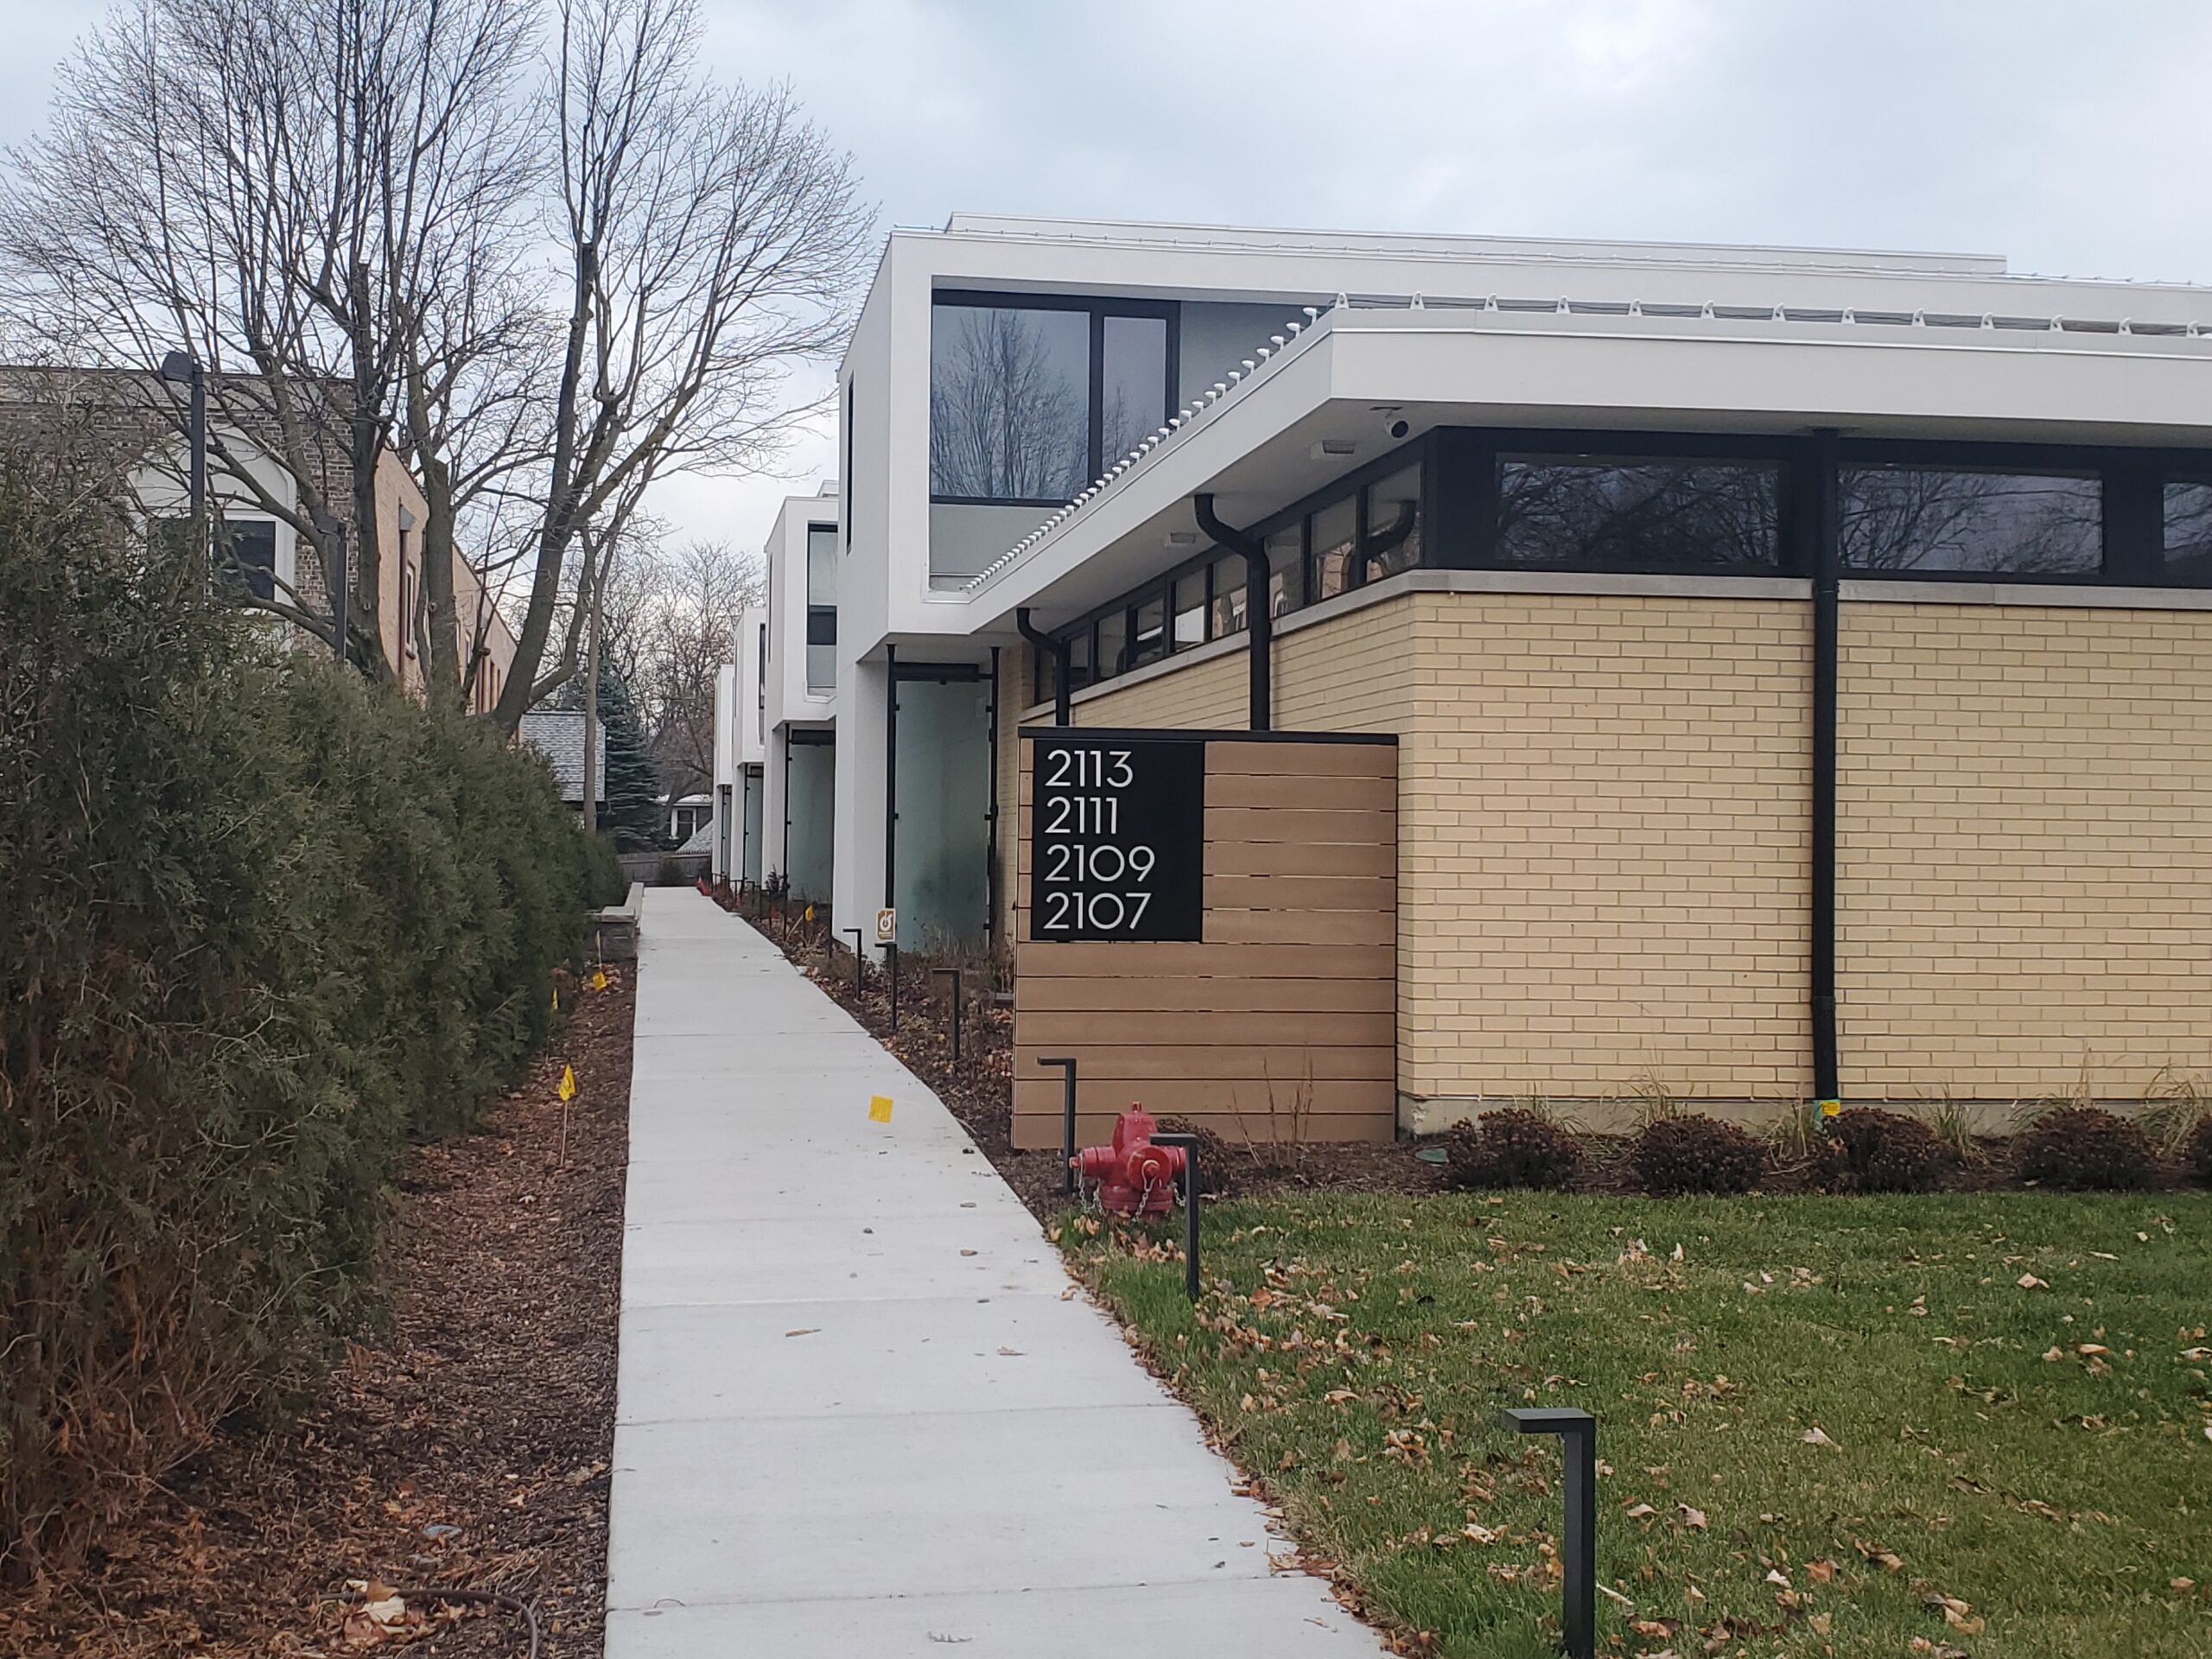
(1015, 606, 1071, 725)
(1193, 493, 1271, 732)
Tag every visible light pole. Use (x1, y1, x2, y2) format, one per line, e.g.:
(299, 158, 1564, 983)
(157, 349, 206, 569)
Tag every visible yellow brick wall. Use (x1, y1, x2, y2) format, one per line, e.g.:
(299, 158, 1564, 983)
(1837, 603, 2212, 1100)
(1399, 594, 1812, 1107)
(1071, 647, 1250, 730)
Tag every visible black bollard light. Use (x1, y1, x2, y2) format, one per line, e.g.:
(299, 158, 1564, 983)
(932, 967, 963, 1065)
(1149, 1131, 1202, 1300)
(842, 927, 865, 997)
(1039, 1055, 1077, 1194)
(1500, 1408, 1598, 1659)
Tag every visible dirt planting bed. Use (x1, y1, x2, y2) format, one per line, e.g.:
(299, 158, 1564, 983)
(0, 968, 636, 1659)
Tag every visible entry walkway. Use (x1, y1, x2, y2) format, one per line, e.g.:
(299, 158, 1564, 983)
(606, 888, 1383, 1656)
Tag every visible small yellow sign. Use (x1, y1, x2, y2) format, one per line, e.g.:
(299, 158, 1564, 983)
(1817, 1097, 1841, 1118)
(558, 1065, 577, 1103)
(868, 1094, 893, 1123)
(591, 968, 608, 992)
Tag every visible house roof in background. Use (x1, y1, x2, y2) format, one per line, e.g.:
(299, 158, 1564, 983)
(518, 710, 606, 804)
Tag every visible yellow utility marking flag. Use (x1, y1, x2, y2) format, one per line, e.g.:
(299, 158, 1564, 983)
(868, 1095, 893, 1123)
(558, 1065, 577, 1103)
(804, 904, 816, 923)
(551, 985, 560, 1012)
(591, 969, 608, 992)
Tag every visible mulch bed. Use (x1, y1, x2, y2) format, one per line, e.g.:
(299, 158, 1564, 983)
(0, 967, 636, 1659)
(711, 884, 1449, 1217)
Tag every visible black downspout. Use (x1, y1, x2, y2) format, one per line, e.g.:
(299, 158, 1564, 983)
(884, 645, 898, 933)
(986, 645, 1001, 944)
(1809, 431, 1841, 1113)
(1193, 493, 1270, 732)
(1015, 606, 1071, 725)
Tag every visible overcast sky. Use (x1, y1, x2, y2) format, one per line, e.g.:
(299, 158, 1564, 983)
(5, 0, 2207, 557)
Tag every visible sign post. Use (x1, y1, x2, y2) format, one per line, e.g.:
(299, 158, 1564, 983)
(874, 908, 899, 1031)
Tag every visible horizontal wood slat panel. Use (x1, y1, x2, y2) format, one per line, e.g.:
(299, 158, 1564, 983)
(1015, 733, 1395, 1143)
(1203, 874, 1397, 912)
(1009, 1045, 1394, 1081)
(1205, 907, 1396, 947)
(1012, 1103, 1397, 1148)
(1207, 839, 1396, 877)
(1016, 1009, 1393, 1048)
(1203, 807, 1395, 845)
(1205, 741, 1397, 779)
(1016, 941, 1395, 978)
(1205, 772, 1396, 811)
(1014, 974, 1395, 1014)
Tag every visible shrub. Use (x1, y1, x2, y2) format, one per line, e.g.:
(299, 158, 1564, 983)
(583, 830, 629, 908)
(1156, 1116, 1235, 1198)
(1631, 1115, 1767, 1197)
(2187, 1116, 2212, 1185)
(1817, 1108, 1956, 1194)
(1445, 1108, 1582, 1191)
(2015, 1106, 2155, 1192)
(0, 434, 594, 1573)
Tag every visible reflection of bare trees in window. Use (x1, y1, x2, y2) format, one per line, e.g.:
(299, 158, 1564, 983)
(2164, 483, 2212, 582)
(1841, 468, 2101, 575)
(929, 308, 1087, 500)
(1498, 461, 1778, 570)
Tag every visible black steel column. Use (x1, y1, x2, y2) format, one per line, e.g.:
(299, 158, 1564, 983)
(884, 644, 898, 931)
(986, 645, 1001, 942)
(1810, 430, 1841, 1113)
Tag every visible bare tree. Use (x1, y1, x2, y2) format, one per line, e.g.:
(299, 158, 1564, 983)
(3, 0, 869, 715)
(631, 539, 763, 798)
(492, 0, 872, 728)
(0, 0, 545, 673)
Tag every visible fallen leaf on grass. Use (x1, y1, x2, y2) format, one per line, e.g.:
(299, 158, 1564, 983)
(1676, 1503, 1707, 1530)
(2017, 1273, 2048, 1289)
(1801, 1426, 1837, 1446)
(2180, 1346, 2211, 1361)
(1805, 1558, 1836, 1583)
(1927, 1594, 1986, 1634)
(1624, 1503, 1657, 1521)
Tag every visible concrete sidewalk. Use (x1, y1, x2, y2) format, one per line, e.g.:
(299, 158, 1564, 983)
(605, 888, 1384, 1656)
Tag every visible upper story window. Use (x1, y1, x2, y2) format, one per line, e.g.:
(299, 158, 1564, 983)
(1498, 455, 1782, 572)
(1840, 466, 2101, 576)
(928, 292, 1176, 507)
(804, 523, 837, 691)
(2164, 481, 2212, 582)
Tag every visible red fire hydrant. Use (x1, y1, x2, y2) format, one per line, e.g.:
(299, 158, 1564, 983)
(1073, 1107, 1187, 1217)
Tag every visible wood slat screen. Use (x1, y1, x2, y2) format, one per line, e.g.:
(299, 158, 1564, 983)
(1013, 730, 1397, 1148)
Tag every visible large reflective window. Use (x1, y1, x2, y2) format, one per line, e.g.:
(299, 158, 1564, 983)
(805, 523, 838, 690)
(1363, 464, 1422, 579)
(929, 305, 1090, 502)
(1312, 498, 1357, 601)
(2163, 481, 2212, 583)
(1265, 524, 1305, 618)
(1840, 467, 2101, 575)
(1096, 610, 1128, 680)
(1100, 315, 1168, 467)
(1131, 594, 1168, 667)
(1211, 554, 1248, 637)
(1174, 571, 1208, 645)
(1498, 456, 1781, 570)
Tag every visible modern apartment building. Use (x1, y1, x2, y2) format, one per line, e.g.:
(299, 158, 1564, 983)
(726, 213, 2212, 1139)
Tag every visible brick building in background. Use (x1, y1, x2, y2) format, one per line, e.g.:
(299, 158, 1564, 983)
(717, 215, 2212, 1139)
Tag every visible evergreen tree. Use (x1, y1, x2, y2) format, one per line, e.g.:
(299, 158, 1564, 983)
(595, 667, 664, 849)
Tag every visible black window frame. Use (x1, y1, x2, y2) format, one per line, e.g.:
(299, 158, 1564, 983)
(1044, 427, 2212, 685)
(929, 289, 1181, 510)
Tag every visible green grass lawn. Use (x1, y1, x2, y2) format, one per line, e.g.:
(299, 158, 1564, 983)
(1063, 1192, 2212, 1658)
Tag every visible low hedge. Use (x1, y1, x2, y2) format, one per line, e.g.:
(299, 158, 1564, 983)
(0, 433, 595, 1573)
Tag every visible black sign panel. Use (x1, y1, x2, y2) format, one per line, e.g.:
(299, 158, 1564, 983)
(1029, 735, 1204, 942)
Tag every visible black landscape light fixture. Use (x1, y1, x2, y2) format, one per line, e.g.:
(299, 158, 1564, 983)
(843, 926, 866, 997)
(1500, 1408, 1598, 1658)
(1039, 1055, 1077, 1193)
(932, 967, 962, 1065)
(158, 348, 207, 555)
(1147, 1130, 1202, 1300)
